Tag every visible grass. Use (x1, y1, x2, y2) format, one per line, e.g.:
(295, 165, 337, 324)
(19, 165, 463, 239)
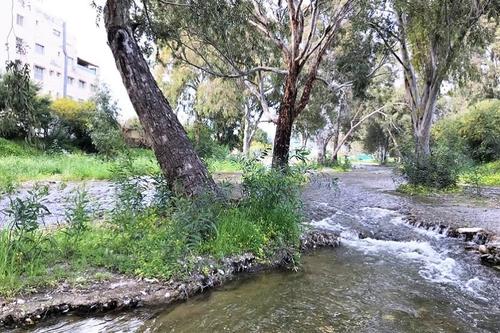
(0, 152, 159, 192)
(396, 183, 461, 196)
(206, 158, 243, 173)
(459, 160, 500, 187)
(0, 166, 303, 297)
(0, 139, 244, 192)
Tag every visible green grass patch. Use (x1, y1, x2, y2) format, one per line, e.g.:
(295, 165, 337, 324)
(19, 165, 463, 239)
(0, 166, 303, 297)
(459, 160, 500, 187)
(397, 183, 461, 196)
(206, 158, 243, 173)
(0, 138, 246, 192)
(0, 150, 159, 192)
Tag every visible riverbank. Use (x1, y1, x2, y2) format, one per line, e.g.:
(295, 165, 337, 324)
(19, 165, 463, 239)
(0, 230, 339, 328)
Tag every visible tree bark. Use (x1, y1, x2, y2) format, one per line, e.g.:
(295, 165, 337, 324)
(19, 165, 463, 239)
(104, 0, 218, 197)
(271, 71, 298, 169)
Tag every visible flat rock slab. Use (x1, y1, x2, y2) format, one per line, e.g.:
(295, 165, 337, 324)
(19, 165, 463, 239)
(456, 227, 485, 234)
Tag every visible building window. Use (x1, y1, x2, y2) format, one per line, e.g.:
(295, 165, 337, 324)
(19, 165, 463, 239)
(90, 84, 97, 92)
(35, 43, 44, 54)
(68, 77, 74, 85)
(49, 70, 54, 76)
(78, 80, 86, 89)
(56, 72, 61, 77)
(34, 66, 44, 81)
(67, 57, 74, 66)
(16, 14, 24, 26)
(53, 29, 61, 37)
(15, 37, 24, 54)
(18, 0, 25, 7)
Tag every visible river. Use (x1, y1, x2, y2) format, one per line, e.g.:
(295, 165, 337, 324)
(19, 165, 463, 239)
(20, 166, 500, 332)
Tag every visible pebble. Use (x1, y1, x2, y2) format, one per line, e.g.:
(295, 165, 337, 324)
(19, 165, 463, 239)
(478, 245, 489, 254)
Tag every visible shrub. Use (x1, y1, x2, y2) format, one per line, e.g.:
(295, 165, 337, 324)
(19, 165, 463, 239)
(400, 145, 462, 189)
(434, 99, 500, 163)
(87, 85, 126, 157)
(459, 100, 500, 162)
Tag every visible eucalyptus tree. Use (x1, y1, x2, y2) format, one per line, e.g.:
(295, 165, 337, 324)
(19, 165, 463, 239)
(373, 0, 499, 159)
(103, 0, 219, 197)
(146, 0, 380, 168)
(300, 19, 391, 163)
(155, 49, 275, 154)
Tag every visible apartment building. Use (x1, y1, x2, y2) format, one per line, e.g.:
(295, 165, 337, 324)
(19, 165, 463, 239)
(0, 0, 99, 101)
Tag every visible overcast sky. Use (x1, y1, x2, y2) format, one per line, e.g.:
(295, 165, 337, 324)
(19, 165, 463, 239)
(42, 0, 136, 121)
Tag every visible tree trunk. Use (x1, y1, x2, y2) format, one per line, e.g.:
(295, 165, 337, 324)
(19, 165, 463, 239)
(242, 107, 253, 156)
(316, 135, 329, 165)
(413, 94, 437, 159)
(104, 0, 218, 197)
(301, 133, 309, 150)
(272, 72, 298, 169)
(331, 131, 339, 162)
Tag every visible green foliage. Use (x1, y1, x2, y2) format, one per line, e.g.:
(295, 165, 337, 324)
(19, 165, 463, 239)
(187, 123, 230, 159)
(252, 128, 269, 145)
(206, 158, 242, 173)
(458, 100, 500, 162)
(362, 120, 390, 163)
(400, 145, 462, 189)
(460, 160, 500, 187)
(0, 149, 159, 193)
(0, 185, 51, 294)
(434, 99, 500, 163)
(87, 85, 126, 157)
(64, 188, 92, 238)
(0, 157, 304, 295)
(0, 61, 52, 144)
(393, 0, 498, 84)
(50, 97, 96, 151)
(0, 138, 40, 157)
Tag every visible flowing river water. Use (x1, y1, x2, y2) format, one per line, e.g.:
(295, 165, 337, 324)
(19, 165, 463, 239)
(21, 166, 500, 332)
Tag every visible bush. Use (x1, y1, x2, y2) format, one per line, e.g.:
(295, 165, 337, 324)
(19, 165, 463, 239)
(87, 85, 126, 158)
(434, 99, 500, 163)
(187, 123, 230, 159)
(400, 146, 462, 189)
(459, 100, 500, 162)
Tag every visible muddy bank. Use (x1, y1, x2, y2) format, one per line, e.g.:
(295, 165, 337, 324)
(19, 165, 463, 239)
(0, 230, 339, 329)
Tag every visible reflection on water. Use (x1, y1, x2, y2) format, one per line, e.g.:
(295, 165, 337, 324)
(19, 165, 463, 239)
(31, 246, 500, 333)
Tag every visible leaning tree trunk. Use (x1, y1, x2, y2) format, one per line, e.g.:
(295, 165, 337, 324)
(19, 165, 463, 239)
(104, 0, 218, 197)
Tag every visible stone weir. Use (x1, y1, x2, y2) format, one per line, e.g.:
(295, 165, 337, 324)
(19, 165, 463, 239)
(404, 214, 500, 270)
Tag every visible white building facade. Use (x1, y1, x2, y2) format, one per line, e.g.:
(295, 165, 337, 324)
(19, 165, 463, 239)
(0, 0, 99, 101)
